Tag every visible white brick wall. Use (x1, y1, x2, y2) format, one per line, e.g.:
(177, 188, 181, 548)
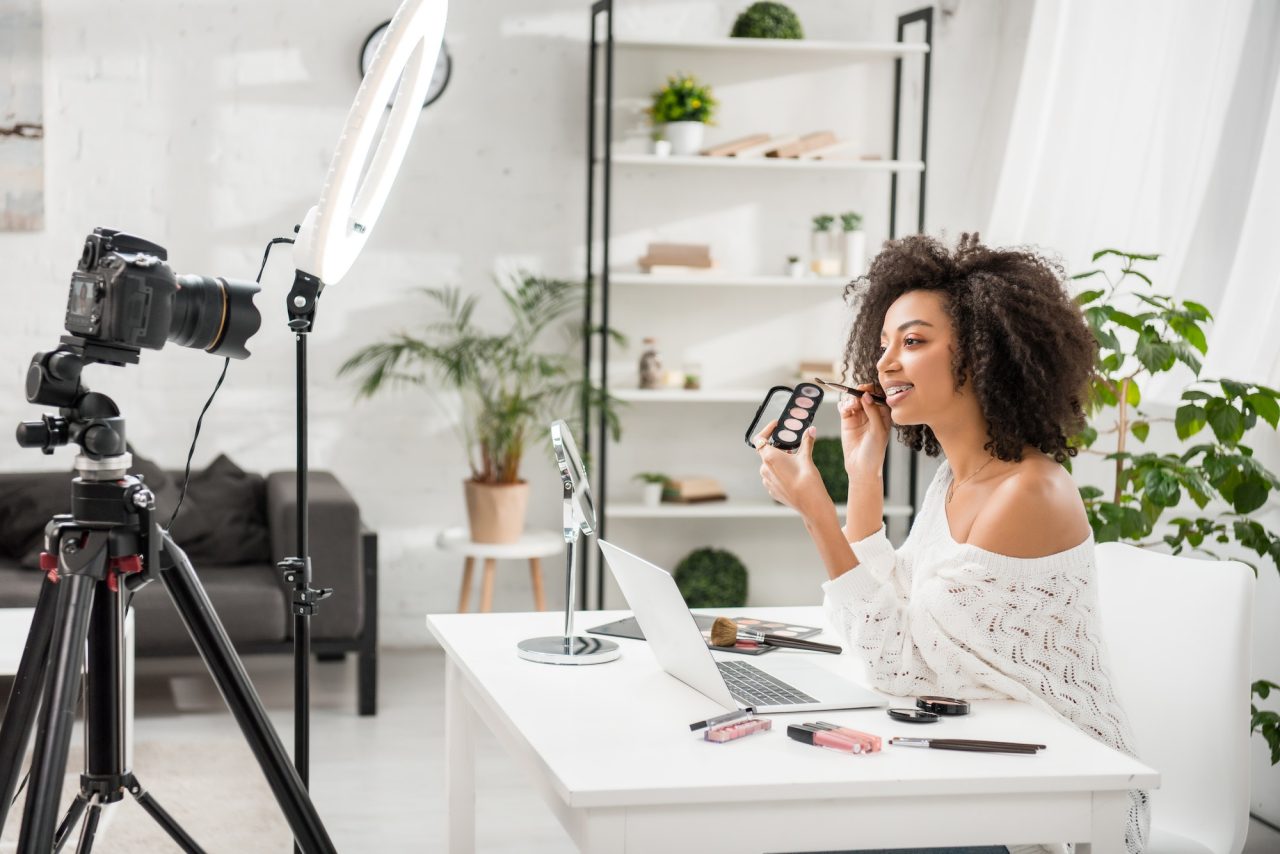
(0, 1, 1025, 645)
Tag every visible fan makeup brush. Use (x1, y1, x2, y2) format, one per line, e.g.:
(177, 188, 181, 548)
(710, 616, 842, 654)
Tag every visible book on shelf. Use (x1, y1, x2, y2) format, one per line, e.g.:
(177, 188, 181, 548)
(661, 476, 728, 503)
(766, 130, 838, 158)
(730, 134, 799, 158)
(700, 133, 771, 157)
(642, 264, 721, 275)
(638, 242, 713, 272)
(799, 140, 862, 160)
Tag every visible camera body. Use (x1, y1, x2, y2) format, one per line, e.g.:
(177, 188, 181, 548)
(63, 227, 261, 361)
(66, 229, 176, 352)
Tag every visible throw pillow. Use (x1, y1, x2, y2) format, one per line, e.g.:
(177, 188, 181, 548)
(168, 454, 271, 566)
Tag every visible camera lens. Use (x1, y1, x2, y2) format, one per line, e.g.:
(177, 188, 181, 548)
(170, 275, 262, 360)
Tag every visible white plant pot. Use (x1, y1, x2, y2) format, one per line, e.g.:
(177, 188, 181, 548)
(843, 230, 867, 278)
(652, 139, 672, 157)
(665, 121, 705, 156)
(787, 259, 805, 278)
(641, 483, 664, 506)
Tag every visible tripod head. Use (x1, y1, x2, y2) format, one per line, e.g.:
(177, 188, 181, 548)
(16, 338, 131, 479)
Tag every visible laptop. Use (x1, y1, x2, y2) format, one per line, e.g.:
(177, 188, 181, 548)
(598, 539, 887, 714)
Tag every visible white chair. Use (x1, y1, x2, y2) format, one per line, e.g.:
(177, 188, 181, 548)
(1095, 542, 1255, 854)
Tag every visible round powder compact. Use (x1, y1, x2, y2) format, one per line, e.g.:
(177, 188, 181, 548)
(916, 696, 970, 716)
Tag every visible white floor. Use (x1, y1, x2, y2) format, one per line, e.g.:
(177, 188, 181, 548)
(8, 648, 1280, 853)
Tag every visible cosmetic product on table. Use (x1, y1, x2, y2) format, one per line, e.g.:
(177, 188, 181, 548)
(744, 381, 824, 452)
(889, 737, 1044, 755)
(690, 709, 772, 743)
(811, 721, 881, 753)
(916, 696, 970, 716)
(888, 707, 940, 723)
(709, 616, 842, 655)
(786, 723, 865, 754)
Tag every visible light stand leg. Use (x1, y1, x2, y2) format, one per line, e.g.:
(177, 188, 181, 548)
(294, 330, 311, 793)
(160, 534, 336, 854)
(0, 575, 59, 836)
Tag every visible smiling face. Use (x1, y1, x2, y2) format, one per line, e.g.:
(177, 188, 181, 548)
(877, 290, 965, 425)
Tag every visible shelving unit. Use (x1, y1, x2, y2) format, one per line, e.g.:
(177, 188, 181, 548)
(582, 2, 934, 609)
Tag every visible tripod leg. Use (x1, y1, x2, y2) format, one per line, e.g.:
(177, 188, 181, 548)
(127, 777, 206, 854)
(0, 575, 59, 836)
(52, 792, 89, 853)
(158, 534, 336, 854)
(19, 571, 97, 854)
(72, 798, 101, 854)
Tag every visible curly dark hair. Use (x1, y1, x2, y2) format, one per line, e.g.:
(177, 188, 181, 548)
(842, 233, 1096, 463)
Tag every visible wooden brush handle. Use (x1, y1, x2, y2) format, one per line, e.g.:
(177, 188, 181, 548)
(762, 635, 843, 655)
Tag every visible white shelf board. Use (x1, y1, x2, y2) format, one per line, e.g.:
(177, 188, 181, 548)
(609, 272, 849, 288)
(609, 154, 924, 172)
(606, 501, 915, 519)
(612, 388, 765, 403)
(615, 37, 930, 61)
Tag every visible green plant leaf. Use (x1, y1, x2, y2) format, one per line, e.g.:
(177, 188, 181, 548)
(1070, 269, 1106, 282)
(1233, 477, 1269, 514)
(1182, 300, 1213, 321)
(1125, 380, 1141, 406)
(1091, 248, 1160, 263)
(1175, 404, 1207, 439)
(1074, 288, 1106, 305)
(1182, 390, 1214, 401)
(1079, 485, 1105, 501)
(1246, 392, 1280, 428)
(1135, 328, 1176, 373)
(1168, 315, 1208, 354)
(1130, 421, 1149, 442)
(1121, 267, 1154, 287)
(1144, 467, 1181, 507)
(1206, 399, 1246, 444)
(1220, 379, 1250, 398)
(1104, 307, 1146, 332)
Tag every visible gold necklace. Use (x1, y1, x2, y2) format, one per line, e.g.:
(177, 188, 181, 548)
(946, 456, 996, 505)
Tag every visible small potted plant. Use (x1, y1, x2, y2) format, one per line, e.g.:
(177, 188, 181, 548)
(650, 127, 671, 157)
(840, 210, 866, 277)
(786, 254, 804, 278)
(648, 73, 717, 156)
(632, 472, 670, 507)
(730, 2, 804, 39)
(810, 213, 840, 277)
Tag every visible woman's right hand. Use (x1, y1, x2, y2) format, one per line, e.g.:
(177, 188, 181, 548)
(839, 384, 892, 481)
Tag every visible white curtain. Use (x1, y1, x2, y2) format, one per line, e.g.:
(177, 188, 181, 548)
(985, 0, 1280, 396)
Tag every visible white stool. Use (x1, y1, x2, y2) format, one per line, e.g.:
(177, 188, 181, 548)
(436, 528, 564, 613)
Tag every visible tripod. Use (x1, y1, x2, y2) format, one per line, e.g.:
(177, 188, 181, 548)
(0, 347, 336, 853)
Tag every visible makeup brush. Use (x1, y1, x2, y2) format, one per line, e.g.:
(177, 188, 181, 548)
(812, 377, 888, 406)
(710, 617, 843, 654)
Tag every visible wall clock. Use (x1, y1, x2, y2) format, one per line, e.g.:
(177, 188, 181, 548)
(360, 19, 451, 109)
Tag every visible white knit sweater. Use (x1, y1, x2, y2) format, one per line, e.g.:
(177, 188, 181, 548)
(822, 461, 1150, 854)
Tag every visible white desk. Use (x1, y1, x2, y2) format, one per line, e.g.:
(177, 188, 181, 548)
(427, 607, 1158, 854)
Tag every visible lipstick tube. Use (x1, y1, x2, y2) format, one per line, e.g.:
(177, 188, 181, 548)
(786, 724, 863, 754)
(811, 721, 881, 752)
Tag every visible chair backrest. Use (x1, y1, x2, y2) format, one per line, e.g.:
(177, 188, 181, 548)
(1094, 542, 1254, 854)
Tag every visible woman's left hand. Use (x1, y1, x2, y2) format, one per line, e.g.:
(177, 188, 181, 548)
(754, 420, 832, 521)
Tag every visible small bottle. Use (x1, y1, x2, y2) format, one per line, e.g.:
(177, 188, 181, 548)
(639, 338, 663, 389)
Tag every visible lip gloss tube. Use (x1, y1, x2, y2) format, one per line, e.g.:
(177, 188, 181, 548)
(786, 724, 863, 754)
(812, 721, 882, 752)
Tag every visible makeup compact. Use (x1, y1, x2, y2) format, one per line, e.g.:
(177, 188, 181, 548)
(888, 708, 938, 723)
(916, 696, 970, 716)
(744, 382, 824, 452)
(690, 709, 772, 743)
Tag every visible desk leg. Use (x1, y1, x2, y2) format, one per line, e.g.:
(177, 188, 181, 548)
(1076, 790, 1128, 854)
(444, 657, 476, 854)
(579, 808, 626, 854)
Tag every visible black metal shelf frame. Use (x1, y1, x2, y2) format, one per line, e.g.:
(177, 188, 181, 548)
(582, 2, 934, 610)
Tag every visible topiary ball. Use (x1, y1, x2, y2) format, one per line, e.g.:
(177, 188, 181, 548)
(730, 2, 804, 40)
(812, 436, 849, 503)
(673, 547, 748, 608)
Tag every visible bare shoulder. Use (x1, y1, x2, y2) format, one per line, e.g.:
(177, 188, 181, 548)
(967, 456, 1092, 559)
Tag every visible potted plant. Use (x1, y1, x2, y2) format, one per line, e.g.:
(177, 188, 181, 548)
(730, 1, 804, 39)
(340, 272, 623, 544)
(632, 472, 670, 507)
(1068, 248, 1280, 763)
(786, 254, 804, 278)
(809, 213, 840, 276)
(648, 73, 717, 156)
(839, 210, 866, 277)
(650, 127, 671, 157)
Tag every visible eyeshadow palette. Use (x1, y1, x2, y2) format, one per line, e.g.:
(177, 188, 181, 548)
(586, 614, 824, 656)
(743, 382, 824, 452)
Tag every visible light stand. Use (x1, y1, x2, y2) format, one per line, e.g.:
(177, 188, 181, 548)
(282, 0, 447, 800)
(517, 421, 619, 665)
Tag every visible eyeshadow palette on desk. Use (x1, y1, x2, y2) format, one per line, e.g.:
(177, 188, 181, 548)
(586, 614, 823, 656)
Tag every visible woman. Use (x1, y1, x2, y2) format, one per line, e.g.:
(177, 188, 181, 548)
(755, 234, 1149, 854)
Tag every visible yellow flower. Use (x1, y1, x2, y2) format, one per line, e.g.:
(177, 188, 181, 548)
(690, 98, 701, 109)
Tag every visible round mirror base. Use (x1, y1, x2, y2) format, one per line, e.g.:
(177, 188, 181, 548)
(517, 636, 620, 665)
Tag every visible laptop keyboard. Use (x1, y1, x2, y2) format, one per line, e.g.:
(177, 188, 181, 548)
(717, 660, 817, 707)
